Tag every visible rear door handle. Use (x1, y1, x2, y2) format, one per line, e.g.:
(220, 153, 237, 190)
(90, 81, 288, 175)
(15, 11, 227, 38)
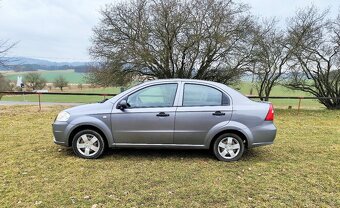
(156, 112, 170, 117)
(212, 111, 225, 116)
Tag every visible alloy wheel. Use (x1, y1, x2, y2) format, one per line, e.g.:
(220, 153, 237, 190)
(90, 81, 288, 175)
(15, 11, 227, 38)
(217, 137, 241, 159)
(76, 134, 101, 157)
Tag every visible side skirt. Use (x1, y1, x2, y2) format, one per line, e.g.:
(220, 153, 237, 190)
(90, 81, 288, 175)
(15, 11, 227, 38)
(113, 143, 207, 149)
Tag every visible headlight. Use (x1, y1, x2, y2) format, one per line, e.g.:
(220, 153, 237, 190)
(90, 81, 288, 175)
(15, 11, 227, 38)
(56, 111, 70, 122)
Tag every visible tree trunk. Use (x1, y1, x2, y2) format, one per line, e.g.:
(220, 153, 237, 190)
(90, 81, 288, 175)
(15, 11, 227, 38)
(321, 98, 340, 109)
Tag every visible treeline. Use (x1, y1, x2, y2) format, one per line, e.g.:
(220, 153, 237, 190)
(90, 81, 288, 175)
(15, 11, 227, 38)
(87, 0, 340, 109)
(0, 72, 70, 95)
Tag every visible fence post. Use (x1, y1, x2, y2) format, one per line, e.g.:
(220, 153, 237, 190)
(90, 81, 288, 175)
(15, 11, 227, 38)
(298, 97, 302, 114)
(38, 93, 41, 111)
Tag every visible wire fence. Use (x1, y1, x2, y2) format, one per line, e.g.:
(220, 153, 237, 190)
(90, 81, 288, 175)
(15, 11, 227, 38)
(0, 91, 339, 112)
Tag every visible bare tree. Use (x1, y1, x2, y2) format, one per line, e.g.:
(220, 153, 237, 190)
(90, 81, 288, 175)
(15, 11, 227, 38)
(77, 83, 83, 90)
(0, 2, 13, 99)
(90, 0, 254, 85)
(286, 6, 340, 109)
(24, 73, 46, 91)
(250, 19, 292, 101)
(0, 0, 16, 67)
(0, 73, 11, 100)
(86, 62, 136, 87)
(0, 40, 15, 67)
(53, 75, 68, 91)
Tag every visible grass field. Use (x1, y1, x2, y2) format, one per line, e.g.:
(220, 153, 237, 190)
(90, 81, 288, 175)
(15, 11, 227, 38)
(3, 69, 85, 84)
(0, 106, 339, 207)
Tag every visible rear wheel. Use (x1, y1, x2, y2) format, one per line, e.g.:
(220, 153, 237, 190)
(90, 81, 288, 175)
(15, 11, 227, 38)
(213, 133, 244, 162)
(72, 130, 105, 159)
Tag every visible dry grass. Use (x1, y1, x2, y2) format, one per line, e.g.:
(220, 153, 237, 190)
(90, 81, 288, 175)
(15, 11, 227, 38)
(0, 106, 339, 207)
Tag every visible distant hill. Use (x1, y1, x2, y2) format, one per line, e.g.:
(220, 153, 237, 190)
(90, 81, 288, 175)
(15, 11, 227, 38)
(6, 57, 90, 66)
(0, 57, 92, 72)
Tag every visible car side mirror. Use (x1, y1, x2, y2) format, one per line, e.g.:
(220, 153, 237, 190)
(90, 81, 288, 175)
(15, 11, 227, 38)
(118, 100, 128, 110)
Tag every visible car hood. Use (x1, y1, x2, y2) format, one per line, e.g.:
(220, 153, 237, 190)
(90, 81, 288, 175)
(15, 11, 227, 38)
(65, 102, 113, 115)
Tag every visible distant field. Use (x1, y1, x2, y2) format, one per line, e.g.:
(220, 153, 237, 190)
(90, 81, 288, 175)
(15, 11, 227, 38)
(1, 83, 324, 109)
(1, 87, 122, 103)
(3, 69, 86, 84)
(234, 82, 324, 109)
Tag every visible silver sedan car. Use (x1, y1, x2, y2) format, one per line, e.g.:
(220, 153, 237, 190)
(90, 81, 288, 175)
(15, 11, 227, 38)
(53, 79, 276, 161)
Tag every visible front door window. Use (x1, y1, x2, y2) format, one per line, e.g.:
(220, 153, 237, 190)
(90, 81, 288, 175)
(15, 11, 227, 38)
(127, 84, 178, 108)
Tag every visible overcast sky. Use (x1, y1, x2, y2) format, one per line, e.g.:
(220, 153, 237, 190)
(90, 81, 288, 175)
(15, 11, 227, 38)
(0, 0, 339, 62)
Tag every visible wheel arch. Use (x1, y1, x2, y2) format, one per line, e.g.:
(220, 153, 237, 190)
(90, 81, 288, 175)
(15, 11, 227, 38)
(209, 129, 249, 150)
(68, 125, 110, 148)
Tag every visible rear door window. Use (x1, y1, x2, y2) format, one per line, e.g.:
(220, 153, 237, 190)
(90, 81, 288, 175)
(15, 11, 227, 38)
(183, 84, 228, 106)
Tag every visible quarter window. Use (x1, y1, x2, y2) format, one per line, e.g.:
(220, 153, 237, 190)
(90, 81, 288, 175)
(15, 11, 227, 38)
(127, 84, 178, 108)
(183, 84, 228, 106)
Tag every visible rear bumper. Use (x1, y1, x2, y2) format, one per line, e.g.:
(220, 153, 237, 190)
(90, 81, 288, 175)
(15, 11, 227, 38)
(249, 122, 277, 148)
(52, 121, 71, 147)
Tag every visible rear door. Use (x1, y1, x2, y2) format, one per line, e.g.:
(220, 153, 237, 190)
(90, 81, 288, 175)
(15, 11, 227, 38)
(174, 83, 232, 145)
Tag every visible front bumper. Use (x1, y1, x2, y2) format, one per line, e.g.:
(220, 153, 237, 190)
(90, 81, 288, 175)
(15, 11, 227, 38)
(52, 121, 71, 147)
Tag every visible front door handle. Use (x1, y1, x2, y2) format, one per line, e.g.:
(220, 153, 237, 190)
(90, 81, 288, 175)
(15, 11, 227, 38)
(156, 112, 170, 117)
(212, 111, 225, 116)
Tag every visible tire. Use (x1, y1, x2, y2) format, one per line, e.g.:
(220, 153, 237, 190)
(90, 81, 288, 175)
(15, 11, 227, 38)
(72, 129, 106, 159)
(213, 133, 245, 162)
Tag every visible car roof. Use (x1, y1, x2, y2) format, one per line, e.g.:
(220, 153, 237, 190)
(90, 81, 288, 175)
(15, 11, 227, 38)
(144, 78, 222, 85)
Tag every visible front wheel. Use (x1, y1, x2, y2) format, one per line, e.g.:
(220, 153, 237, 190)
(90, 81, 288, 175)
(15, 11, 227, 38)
(213, 133, 244, 162)
(72, 130, 105, 159)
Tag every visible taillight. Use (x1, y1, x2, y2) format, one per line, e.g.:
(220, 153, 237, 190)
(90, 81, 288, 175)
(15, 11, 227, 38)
(265, 103, 274, 121)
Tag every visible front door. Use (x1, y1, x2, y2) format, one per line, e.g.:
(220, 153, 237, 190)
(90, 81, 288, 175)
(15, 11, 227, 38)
(174, 83, 232, 145)
(111, 83, 178, 144)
